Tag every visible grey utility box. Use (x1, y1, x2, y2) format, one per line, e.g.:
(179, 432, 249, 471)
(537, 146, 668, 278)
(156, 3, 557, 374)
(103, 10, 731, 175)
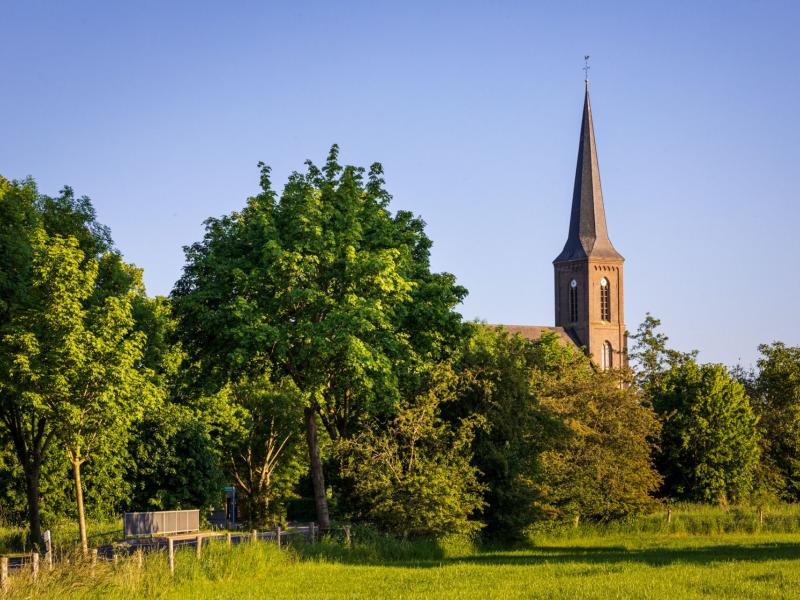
(124, 509, 200, 537)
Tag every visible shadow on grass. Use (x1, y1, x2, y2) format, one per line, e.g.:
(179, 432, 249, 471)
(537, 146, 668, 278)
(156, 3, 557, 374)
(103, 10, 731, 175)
(293, 540, 800, 570)
(448, 542, 800, 568)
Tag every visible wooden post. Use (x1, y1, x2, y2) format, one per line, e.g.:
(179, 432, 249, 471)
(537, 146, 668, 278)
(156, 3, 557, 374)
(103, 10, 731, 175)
(135, 548, 143, 569)
(45, 531, 53, 571)
(226, 533, 232, 547)
(196, 535, 202, 560)
(251, 529, 258, 543)
(344, 526, 351, 549)
(91, 548, 98, 567)
(573, 514, 580, 528)
(167, 538, 175, 576)
(309, 522, 315, 543)
(759, 508, 764, 527)
(275, 526, 281, 548)
(31, 552, 40, 580)
(667, 508, 672, 524)
(1, 557, 8, 593)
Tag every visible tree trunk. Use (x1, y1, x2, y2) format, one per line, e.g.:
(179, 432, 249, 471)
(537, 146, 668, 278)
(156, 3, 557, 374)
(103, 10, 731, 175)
(304, 406, 330, 531)
(71, 458, 88, 555)
(5, 411, 53, 553)
(23, 464, 44, 551)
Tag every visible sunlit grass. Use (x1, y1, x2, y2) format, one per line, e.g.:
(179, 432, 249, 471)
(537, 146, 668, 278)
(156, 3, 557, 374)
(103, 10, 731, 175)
(3, 531, 799, 599)
(3, 505, 800, 599)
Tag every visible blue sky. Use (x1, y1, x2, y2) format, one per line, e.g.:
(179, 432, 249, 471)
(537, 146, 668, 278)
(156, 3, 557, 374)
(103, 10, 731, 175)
(2, 1, 798, 367)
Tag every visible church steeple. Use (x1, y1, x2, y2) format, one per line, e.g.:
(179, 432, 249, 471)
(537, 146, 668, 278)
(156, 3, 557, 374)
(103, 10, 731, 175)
(554, 81, 623, 263)
(552, 79, 626, 368)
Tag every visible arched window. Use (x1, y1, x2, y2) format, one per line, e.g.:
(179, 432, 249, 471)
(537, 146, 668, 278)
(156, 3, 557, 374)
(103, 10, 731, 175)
(569, 279, 578, 322)
(602, 341, 613, 370)
(600, 277, 611, 321)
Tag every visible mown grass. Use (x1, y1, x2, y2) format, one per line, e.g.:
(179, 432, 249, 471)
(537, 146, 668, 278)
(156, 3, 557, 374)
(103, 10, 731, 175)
(2, 504, 800, 599)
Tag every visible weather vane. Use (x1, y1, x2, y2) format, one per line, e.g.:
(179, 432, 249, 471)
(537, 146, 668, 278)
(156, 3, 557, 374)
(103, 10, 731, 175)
(583, 55, 590, 81)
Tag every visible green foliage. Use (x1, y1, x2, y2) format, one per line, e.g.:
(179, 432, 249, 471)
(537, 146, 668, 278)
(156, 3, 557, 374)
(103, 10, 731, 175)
(171, 146, 469, 526)
(654, 361, 760, 503)
(745, 342, 800, 500)
(631, 315, 762, 504)
(535, 357, 662, 522)
(0, 436, 25, 522)
(338, 366, 485, 537)
(451, 327, 563, 539)
(127, 402, 224, 511)
(0, 176, 157, 547)
(454, 327, 659, 534)
(628, 312, 697, 392)
(172, 146, 467, 438)
(212, 374, 308, 526)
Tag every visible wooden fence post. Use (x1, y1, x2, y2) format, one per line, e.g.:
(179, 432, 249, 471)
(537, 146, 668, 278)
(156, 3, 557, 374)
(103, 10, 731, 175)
(167, 539, 175, 576)
(251, 529, 257, 543)
(135, 548, 143, 569)
(196, 535, 202, 560)
(759, 509, 764, 527)
(344, 526, 351, 549)
(44, 532, 53, 571)
(667, 508, 672, 524)
(573, 514, 580, 528)
(226, 533, 232, 547)
(275, 526, 281, 548)
(31, 552, 39, 580)
(1, 557, 8, 593)
(309, 522, 315, 543)
(91, 548, 98, 568)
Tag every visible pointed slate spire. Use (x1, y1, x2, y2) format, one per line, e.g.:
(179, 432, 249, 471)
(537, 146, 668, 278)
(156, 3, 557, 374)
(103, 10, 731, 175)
(554, 81, 623, 262)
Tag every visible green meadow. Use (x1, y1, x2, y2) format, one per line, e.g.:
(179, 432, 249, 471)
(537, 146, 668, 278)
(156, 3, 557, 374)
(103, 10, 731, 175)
(3, 505, 800, 599)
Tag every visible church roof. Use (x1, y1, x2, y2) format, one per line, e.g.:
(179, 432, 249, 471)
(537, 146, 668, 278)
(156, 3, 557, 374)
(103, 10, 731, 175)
(554, 81, 623, 263)
(486, 324, 577, 348)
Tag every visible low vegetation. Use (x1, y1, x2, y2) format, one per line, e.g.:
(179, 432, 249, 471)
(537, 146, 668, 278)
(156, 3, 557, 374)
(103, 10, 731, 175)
(3, 516, 800, 599)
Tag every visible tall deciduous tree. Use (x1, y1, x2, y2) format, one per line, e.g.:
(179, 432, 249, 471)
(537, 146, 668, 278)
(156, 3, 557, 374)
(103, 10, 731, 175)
(534, 345, 661, 522)
(7, 234, 148, 553)
(630, 315, 761, 503)
(172, 147, 467, 528)
(746, 342, 800, 500)
(450, 327, 563, 539)
(654, 361, 760, 503)
(0, 177, 48, 547)
(0, 177, 151, 550)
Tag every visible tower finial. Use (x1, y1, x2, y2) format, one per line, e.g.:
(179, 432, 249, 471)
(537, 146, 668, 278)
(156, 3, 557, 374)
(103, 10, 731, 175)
(583, 55, 590, 84)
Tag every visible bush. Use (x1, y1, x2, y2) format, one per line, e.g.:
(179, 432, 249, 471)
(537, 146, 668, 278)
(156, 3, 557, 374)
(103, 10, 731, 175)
(338, 367, 485, 537)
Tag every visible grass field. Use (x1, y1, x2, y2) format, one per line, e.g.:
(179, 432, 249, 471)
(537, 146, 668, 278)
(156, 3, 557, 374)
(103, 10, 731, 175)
(3, 505, 800, 599)
(4, 531, 800, 599)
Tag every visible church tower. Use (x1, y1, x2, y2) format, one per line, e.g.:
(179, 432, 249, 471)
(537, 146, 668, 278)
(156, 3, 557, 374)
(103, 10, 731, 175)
(553, 81, 626, 368)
